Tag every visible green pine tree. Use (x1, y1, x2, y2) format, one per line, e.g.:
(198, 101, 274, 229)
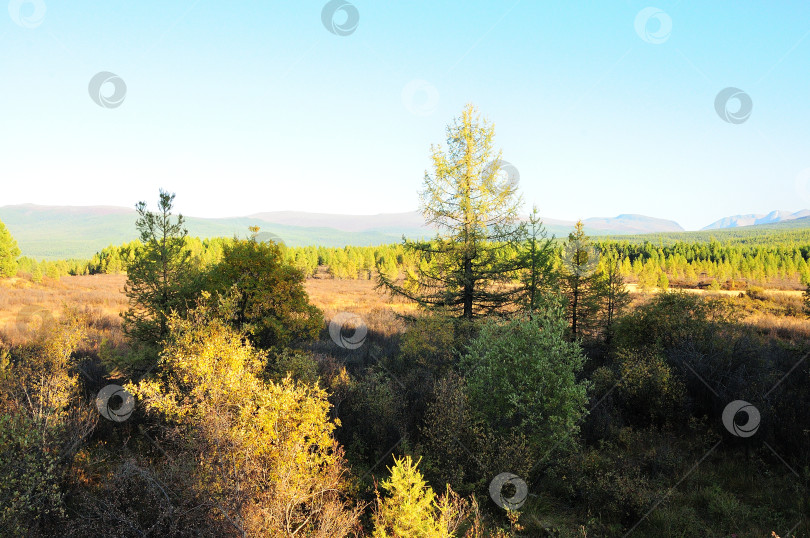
(561, 221, 600, 340)
(122, 190, 192, 354)
(518, 205, 556, 317)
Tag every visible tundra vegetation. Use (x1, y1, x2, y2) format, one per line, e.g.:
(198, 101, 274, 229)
(1, 105, 809, 536)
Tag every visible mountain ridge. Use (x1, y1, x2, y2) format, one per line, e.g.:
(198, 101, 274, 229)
(702, 209, 810, 230)
(1, 204, 808, 260)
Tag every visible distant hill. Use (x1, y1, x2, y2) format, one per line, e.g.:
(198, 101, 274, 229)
(249, 211, 684, 236)
(582, 214, 683, 234)
(248, 210, 428, 233)
(0, 205, 434, 260)
(605, 215, 810, 247)
(702, 209, 810, 230)
(5, 204, 808, 261)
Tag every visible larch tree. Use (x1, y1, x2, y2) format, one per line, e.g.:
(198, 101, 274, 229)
(377, 104, 524, 320)
(0, 219, 20, 278)
(593, 248, 630, 349)
(372, 455, 468, 538)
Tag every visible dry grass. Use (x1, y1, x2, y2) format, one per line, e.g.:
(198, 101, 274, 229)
(0, 274, 128, 347)
(2, 273, 807, 349)
(625, 282, 805, 298)
(304, 277, 417, 316)
(0, 274, 417, 348)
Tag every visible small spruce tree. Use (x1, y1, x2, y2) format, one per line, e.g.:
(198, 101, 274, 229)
(372, 455, 468, 538)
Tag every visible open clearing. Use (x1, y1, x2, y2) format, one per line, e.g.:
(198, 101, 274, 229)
(1, 273, 808, 345)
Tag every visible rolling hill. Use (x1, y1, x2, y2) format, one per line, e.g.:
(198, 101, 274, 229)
(1, 204, 808, 260)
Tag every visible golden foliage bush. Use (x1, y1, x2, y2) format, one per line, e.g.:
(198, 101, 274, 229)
(130, 307, 362, 536)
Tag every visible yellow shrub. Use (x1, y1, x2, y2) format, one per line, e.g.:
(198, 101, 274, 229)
(131, 308, 361, 536)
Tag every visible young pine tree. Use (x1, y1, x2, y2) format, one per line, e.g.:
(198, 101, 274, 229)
(560, 221, 600, 340)
(377, 104, 524, 320)
(518, 205, 556, 318)
(122, 190, 192, 353)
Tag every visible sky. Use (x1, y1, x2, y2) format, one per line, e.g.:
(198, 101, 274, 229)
(1, 1, 810, 231)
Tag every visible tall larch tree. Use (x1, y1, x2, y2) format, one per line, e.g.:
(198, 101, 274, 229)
(377, 103, 524, 320)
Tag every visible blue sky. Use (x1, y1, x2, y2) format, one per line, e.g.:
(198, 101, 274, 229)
(1, 1, 809, 230)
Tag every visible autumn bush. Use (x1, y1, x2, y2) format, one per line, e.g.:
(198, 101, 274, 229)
(201, 238, 323, 351)
(0, 310, 96, 536)
(130, 307, 362, 536)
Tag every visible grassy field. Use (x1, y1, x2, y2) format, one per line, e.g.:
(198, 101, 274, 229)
(3, 272, 808, 348)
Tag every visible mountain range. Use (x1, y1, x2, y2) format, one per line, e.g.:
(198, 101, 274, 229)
(701, 209, 810, 230)
(0, 204, 808, 260)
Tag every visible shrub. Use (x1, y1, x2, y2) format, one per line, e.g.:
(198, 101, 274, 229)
(418, 373, 533, 498)
(266, 348, 319, 385)
(613, 291, 734, 351)
(131, 307, 361, 536)
(461, 303, 590, 461)
(0, 310, 96, 535)
(203, 238, 323, 350)
(615, 349, 686, 426)
(398, 313, 460, 375)
(746, 285, 767, 301)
